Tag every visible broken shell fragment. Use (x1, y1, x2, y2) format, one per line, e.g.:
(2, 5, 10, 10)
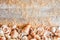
(22, 25, 31, 35)
(10, 29, 18, 38)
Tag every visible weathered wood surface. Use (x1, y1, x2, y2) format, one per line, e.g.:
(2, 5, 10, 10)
(0, 0, 60, 26)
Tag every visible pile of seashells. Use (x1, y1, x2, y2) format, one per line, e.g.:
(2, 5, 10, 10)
(0, 23, 60, 40)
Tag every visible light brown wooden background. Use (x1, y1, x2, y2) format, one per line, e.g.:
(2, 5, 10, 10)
(0, 0, 60, 27)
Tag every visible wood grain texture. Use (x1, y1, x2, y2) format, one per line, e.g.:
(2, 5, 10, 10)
(0, 0, 60, 27)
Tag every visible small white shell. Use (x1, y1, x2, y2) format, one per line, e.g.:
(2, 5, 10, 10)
(12, 25, 17, 29)
(44, 30, 51, 37)
(2, 25, 11, 34)
(52, 27, 56, 33)
(21, 36, 28, 40)
(0, 29, 4, 36)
